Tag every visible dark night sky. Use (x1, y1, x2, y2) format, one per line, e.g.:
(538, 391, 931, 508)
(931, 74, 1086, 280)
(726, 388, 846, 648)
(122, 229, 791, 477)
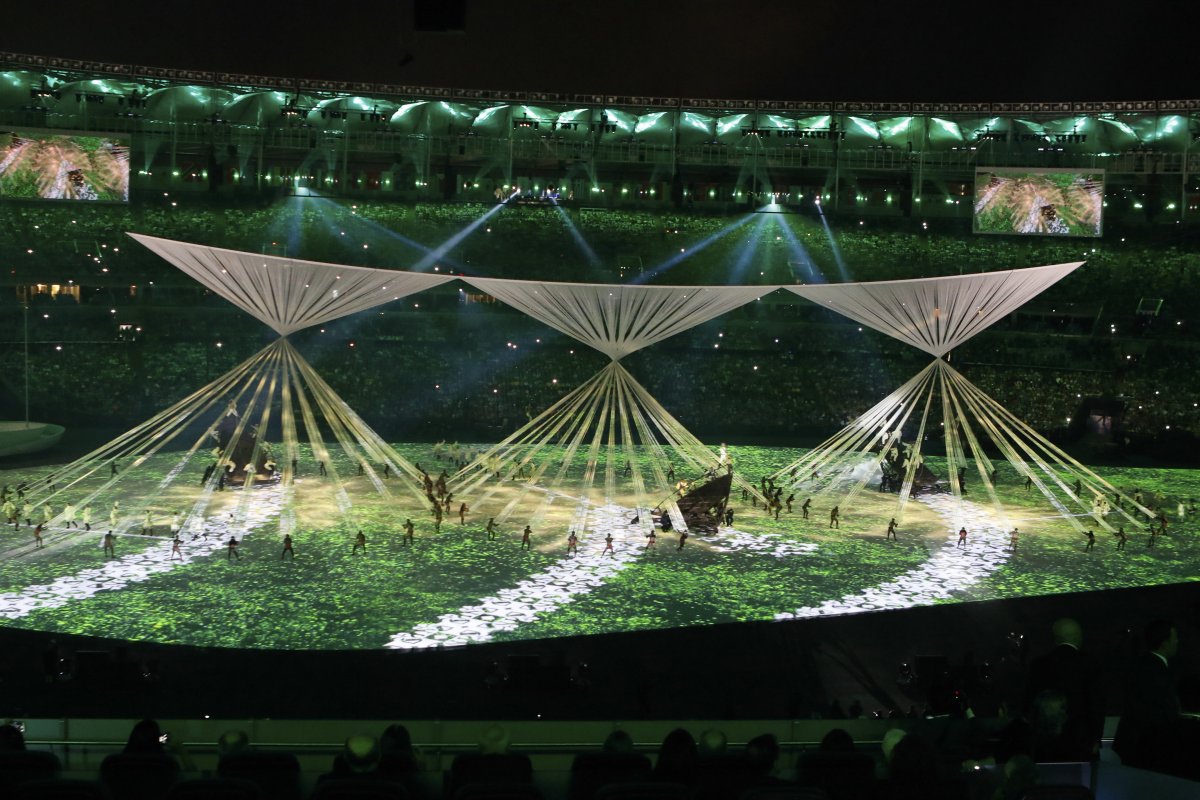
(0, 1, 1190, 102)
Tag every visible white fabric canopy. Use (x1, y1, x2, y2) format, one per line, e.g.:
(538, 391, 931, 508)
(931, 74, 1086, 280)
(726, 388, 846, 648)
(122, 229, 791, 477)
(462, 276, 769, 360)
(129, 233, 453, 336)
(786, 262, 1083, 356)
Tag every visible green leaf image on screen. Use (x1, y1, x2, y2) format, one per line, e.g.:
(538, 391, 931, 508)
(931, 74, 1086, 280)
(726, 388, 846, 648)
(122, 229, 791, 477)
(973, 169, 1103, 237)
(0, 132, 130, 202)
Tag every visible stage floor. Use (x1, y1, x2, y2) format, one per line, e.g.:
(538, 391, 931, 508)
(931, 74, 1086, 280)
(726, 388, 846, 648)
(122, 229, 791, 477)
(2, 444, 1197, 650)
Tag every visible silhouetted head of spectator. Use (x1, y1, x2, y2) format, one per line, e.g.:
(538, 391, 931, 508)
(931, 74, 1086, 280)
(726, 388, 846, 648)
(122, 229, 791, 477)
(1146, 619, 1179, 659)
(603, 729, 634, 754)
(1051, 618, 1083, 649)
(655, 728, 696, 777)
(124, 719, 164, 754)
(479, 724, 510, 755)
(888, 733, 938, 783)
(217, 730, 250, 759)
(745, 733, 779, 773)
(697, 728, 727, 758)
(0, 723, 25, 751)
(343, 734, 380, 774)
(819, 728, 855, 752)
(380, 724, 414, 759)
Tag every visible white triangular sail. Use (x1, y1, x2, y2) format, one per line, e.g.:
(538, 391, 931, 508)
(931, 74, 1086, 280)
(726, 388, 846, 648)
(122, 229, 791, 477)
(786, 262, 1083, 356)
(462, 276, 769, 360)
(129, 233, 453, 336)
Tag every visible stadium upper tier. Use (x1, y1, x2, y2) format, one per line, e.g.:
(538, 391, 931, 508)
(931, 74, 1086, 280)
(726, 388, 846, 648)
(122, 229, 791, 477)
(2, 53, 1199, 176)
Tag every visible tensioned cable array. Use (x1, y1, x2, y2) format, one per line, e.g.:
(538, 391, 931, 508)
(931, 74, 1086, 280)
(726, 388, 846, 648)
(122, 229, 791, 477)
(9, 236, 1110, 554)
(453, 278, 772, 532)
(773, 263, 1156, 535)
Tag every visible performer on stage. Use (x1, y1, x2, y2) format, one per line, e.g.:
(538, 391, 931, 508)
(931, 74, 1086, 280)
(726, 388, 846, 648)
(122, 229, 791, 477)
(82, 505, 92, 531)
(957, 527, 968, 547)
(1084, 529, 1095, 552)
(829, 506, 840, 529)
(172, 536, 184, 561)
(602, 533, 615, 556)
(64, 503, 77, 528)
(404, 518, 415, 545)
(1010, 527, 1019, 550)
(486, 517, 497, 540)
(459, 502, 468, 525)
(801, 498, 811, 520)
(521, 525, 532, 549)
(567, 530, 578, 555)
(103, 531, 116, 558)
(227, 536, 241, 560)
(1116, 526, 1127, 550)
(677, 529, 688, 551)
(281, 534, 294, 560)
(33, 523, 44, 549)
(647, 530, 657, 549)
(353, 530, 367, 554)
(887, 518, 898, 540)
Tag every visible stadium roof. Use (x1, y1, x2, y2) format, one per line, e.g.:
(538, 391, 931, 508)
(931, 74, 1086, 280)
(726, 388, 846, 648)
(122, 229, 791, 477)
(0, 0, 1194, 103)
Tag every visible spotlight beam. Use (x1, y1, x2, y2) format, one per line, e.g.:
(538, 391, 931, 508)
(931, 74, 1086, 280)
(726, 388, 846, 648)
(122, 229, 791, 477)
(729, 214, 769, 283)
(552, 203, 602, 269)
(771, 215, 824, 284)
(634, 212, 757, 284)
(412, 193, 514, 272)
(814, 200, 850, 281)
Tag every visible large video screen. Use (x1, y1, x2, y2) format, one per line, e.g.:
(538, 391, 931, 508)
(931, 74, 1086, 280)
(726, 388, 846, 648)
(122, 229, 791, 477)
(0, 130, 130, 202)
(973, 168, 1103, 237)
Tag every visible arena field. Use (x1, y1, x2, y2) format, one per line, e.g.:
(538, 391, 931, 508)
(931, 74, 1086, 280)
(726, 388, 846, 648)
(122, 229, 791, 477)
(2, 445, 1196, 650)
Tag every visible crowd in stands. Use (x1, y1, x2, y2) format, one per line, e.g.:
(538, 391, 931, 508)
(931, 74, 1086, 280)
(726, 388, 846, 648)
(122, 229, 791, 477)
(3, 199, 1200, 452)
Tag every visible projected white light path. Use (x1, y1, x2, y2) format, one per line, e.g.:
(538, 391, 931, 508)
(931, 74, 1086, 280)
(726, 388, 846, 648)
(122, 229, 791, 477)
(385, 503, 643, 649)
(0, 485, 1006, 643)
(775, 494, 1012, 619)
(385, 506, 821, 649)
(0, 484, 284, 620)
